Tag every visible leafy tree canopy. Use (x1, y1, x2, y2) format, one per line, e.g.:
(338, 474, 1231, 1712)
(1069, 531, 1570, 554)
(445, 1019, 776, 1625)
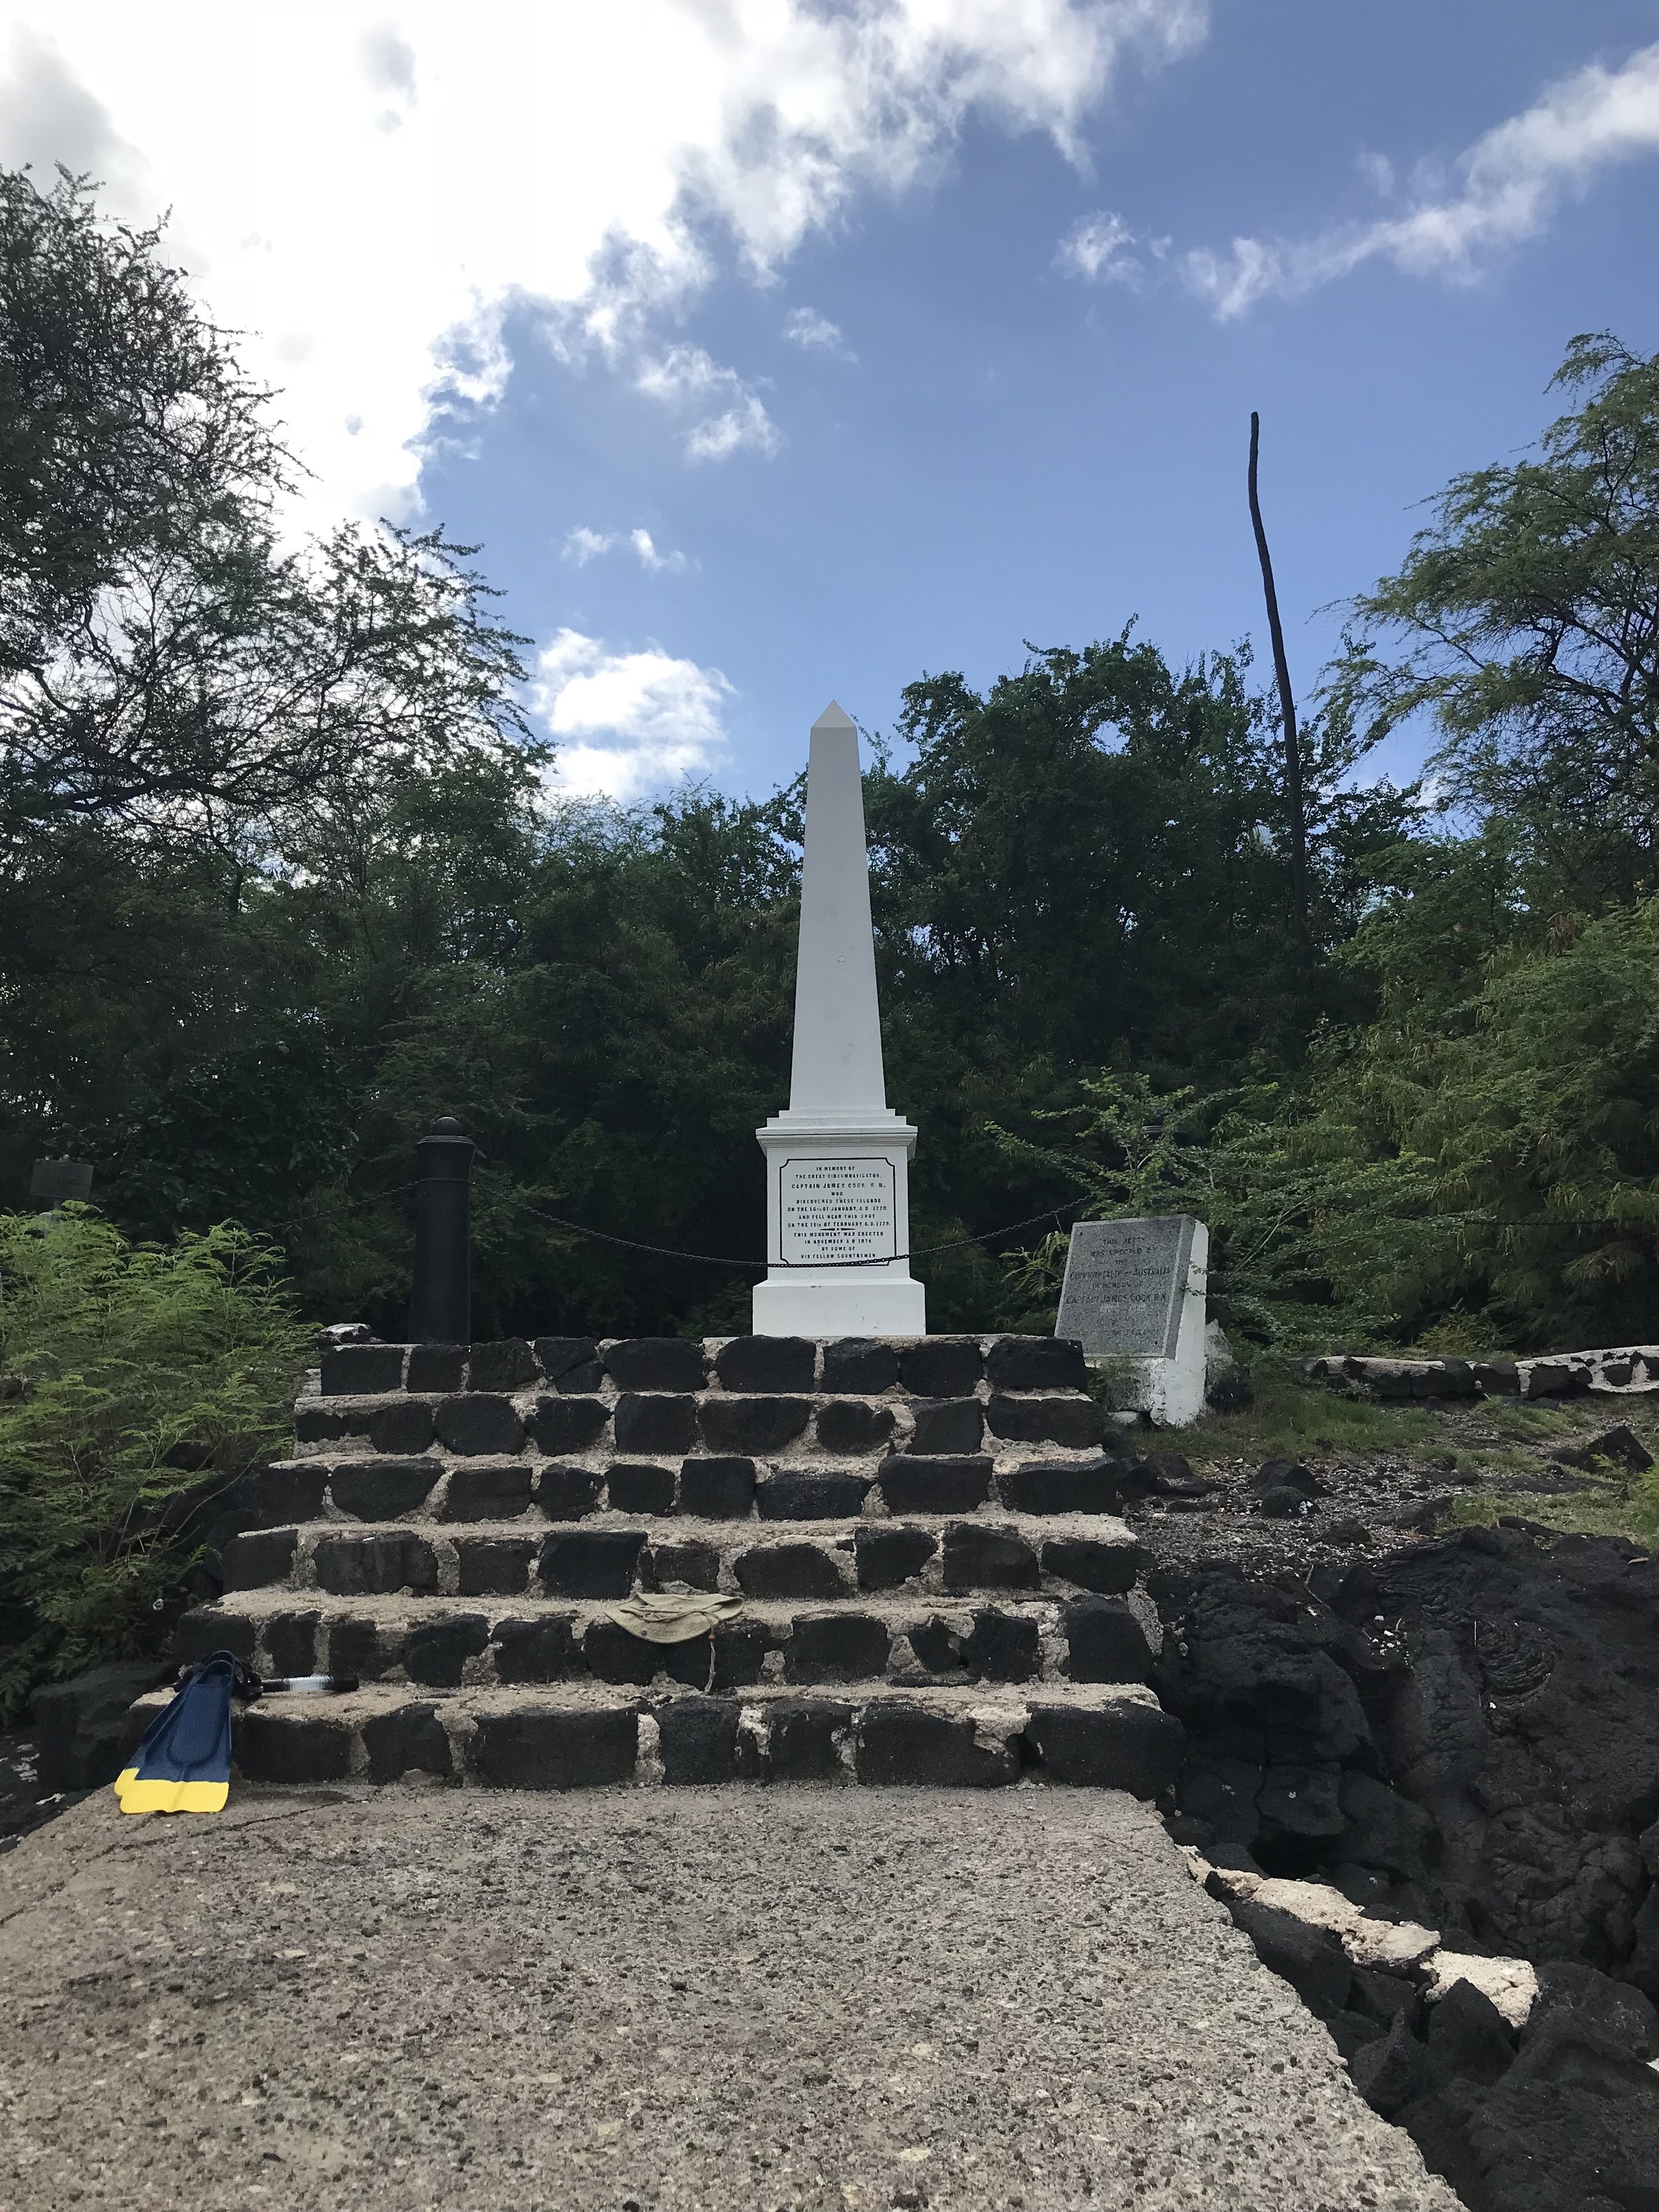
(1329, 333, 1659, 908)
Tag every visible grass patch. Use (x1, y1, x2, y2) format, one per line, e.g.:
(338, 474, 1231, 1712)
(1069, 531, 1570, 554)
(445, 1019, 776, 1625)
(1184, 1360, 1446, 1465)
(1446, 1479, 1659, 1548)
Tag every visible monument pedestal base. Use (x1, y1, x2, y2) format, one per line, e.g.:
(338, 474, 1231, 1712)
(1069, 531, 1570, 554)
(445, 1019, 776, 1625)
(753, 1270, 926, 1338)
(753, 1110, 925, 1339)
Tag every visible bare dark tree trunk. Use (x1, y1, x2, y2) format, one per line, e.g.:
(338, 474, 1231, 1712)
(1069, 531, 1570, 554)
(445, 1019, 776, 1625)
(1248, 409, 1310, 949)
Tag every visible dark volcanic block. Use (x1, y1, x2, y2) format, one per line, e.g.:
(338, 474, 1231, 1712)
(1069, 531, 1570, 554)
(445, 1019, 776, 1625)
(785, 1612, 891, 1683)
(583, 1618, 661, 1686)
(878, 1456, 992, 1514)
(908, 1617, 964, 1674)
(330, 1458, 438, 1520)
(614, 1393, 699, 1455)
(236, 1461, 329, 1528)
(987, 1393, 1106, 1449)
(470, 1708, 638, 1789)
(697, 1396, 810, 1455)
(715, 1335, 816, 1393)
(766, 1698, 851, 1780)
(406, 1343, 465, 1393)
(856, 1701, 1017, 1787)
(901, 1338, 983, 1396)
(1025, 1700, 1183, 1797)
(235, 1710, 352, 1785)
(605, 1337, 707, 1392)
(606, 1462, 676, 1514)
(942, 1522, 1040, 1593)
(441, 1459, 532, 1520)
(733, 1542, 845, 1600)
(662, 1635, 719, 1688)
(313, 1532, 438, 1597)
(821, 1338, 899, 1394)
(490, 1614, 580, 1682)
(528, 1394, 609, 1455)
(1041, 1536, 1141, 1594)
(1426, 1979, 1515, 2087)
(263, 1610, 319, 1677)
(434, 1394, 522, 1457)
(855, 1524, 938, 1589)
(456, 1537, 538, 1596)
(362, 1701, 453, 1784)
(175, 1607, 255, 1664)
(963, 1609, 1041, 1682)
(997, 1457, 1125, 1516)
(328, 1617, 384, 1679)
(467, 1339, 539, 1391)
(222, 1529, 296, 1591)
(657, 1699, 741, 1783)
(708, 1621, 770, 1690)
(678, 1457, 757, 1518)
(644, 1539, 722, 1591)
(814, 1400, 896, 1455)
(538, 1529, 645, 1599)
(405, 1613, 490, 1687)
(321, 1343, 405, 1396)
(533, 1337, 603, 1393)
(294, 1404, 350, 1447)
(758, 1471, 871, 1520)
(1230, 1900, 1354, 2020)
(985, 1336, 1090, 1394)
(905, 1398, 985, 1455)
(367, 1400, 437, 1455)
(534, 1463, 602, 1520)
(1062, 1597, 1155, 1682)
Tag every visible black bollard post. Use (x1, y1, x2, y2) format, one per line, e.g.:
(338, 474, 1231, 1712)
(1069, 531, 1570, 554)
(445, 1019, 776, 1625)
(409, 1118, 476, 1344)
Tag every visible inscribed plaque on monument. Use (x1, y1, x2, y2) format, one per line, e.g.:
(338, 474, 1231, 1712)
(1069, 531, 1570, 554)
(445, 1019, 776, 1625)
(1055, 1216, 1197, 1358)
(778, 1157, 897, 1265)
(29, 1158, 93, 1205)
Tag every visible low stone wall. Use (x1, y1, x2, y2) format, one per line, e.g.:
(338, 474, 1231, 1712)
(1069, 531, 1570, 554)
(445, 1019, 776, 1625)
(1303, 1345, 1659, 1401)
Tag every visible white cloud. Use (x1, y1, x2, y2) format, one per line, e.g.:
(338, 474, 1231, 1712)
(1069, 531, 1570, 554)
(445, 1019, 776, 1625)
(533, 628, 732, 798)
(686, 396, 781, 463)
(784, 306, 854, 358)
(630, 528, 687, 573)
(1186, 40, 1659, 319)
(0, 3, 1210, 521)
(634, 340, 781, 461)
(563, 526, 616, 567)
(561, 525, 689, 572)
(1356, 149, 1395, 198)
(1056, 208, 1139, 281)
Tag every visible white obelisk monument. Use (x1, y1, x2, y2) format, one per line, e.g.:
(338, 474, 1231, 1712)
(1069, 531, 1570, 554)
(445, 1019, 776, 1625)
(753, 703, 926, 1337)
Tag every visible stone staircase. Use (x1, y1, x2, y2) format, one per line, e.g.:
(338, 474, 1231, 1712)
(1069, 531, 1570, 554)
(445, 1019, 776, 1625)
(153, 1332, 1185, 1795)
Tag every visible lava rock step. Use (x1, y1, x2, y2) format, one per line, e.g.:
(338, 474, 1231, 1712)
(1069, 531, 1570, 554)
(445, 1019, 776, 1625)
(292, 1390, 1107, 1461)
(316, 1332, 1092, 1401)
(123, 1680, 1181, 1795)
(179, 1588, 1160, 1692)
(213, 1512, 1144, 1604)
(243, 1450, 1138, 1529)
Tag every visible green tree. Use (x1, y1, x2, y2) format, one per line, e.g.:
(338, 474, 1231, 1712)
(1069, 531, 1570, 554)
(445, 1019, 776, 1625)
(0, 1209, 310, 1716)
(1330, 333, 1659, 907)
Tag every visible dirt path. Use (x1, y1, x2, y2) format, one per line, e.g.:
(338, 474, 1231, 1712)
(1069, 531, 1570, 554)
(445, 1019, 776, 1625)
(0, 1781, 1457, 2212)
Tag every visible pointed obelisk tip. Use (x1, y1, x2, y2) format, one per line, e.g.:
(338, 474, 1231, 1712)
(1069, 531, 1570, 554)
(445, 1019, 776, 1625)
(812, 700, 855, 732)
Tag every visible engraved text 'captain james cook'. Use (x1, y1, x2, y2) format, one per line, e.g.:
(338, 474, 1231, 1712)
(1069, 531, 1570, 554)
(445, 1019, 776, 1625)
(778, 1157, 897, 1264)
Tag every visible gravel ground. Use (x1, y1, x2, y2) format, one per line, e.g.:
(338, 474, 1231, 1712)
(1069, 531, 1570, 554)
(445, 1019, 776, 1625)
(0, 1782, 1457, 2212)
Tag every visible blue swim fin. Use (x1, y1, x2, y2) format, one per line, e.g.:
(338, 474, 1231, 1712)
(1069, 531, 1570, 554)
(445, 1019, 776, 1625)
(113, 1651, 241, 1815)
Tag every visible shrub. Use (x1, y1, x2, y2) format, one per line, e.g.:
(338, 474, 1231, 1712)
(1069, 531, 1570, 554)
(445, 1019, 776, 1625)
(0, 1209, 310, 1719)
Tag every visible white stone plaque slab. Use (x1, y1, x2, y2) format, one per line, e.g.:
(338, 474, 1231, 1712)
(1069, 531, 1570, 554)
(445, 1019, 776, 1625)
(1057, 1217, 1196, 1357)
(1056, 1215, 1210, 1426)
(778, 1156, 897, 1265)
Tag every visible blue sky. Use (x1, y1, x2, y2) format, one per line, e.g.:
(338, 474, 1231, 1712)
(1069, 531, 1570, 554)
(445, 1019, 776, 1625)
(5, 2, 1658, 798)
